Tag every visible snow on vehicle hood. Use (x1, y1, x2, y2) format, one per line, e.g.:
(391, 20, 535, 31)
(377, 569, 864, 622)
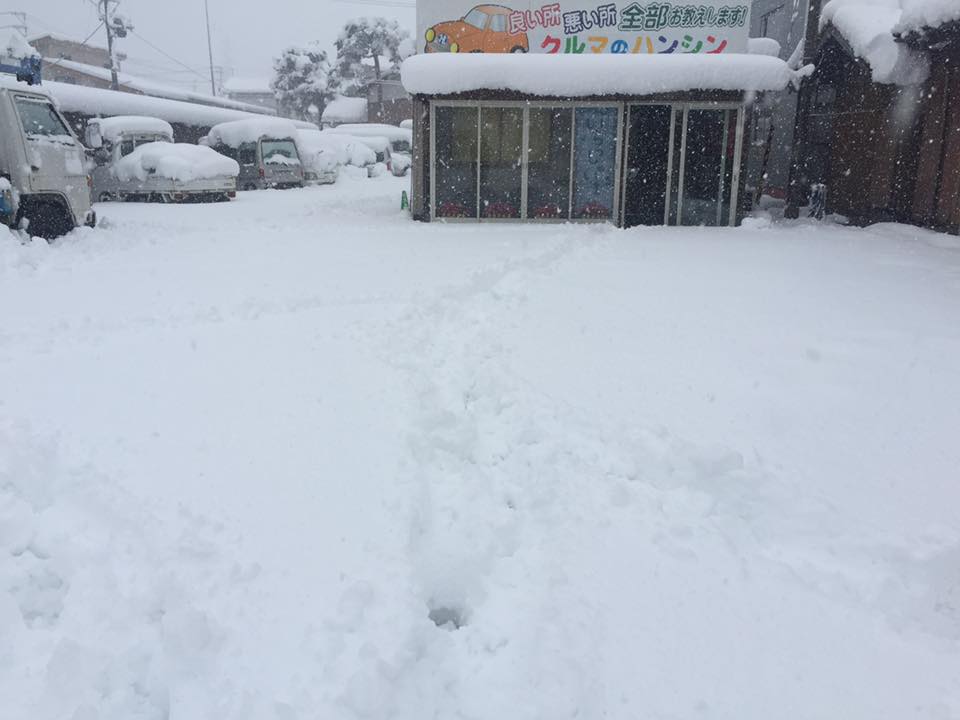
(112, 142, 239, 183)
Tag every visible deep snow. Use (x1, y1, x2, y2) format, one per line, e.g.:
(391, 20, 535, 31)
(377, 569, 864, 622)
(1, 178, 959, 720)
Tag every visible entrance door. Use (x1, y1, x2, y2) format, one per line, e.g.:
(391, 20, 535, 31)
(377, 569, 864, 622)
(623, 105, 672, 227)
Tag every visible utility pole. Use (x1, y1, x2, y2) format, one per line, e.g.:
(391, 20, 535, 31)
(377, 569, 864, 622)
(100, 0, 120, 91)
(204, 0, 217, 96)
(0, 11, 28, 36)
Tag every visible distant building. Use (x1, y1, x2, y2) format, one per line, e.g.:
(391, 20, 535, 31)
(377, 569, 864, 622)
(366, 79, 412, 126)
(28, 33, 115, 75)
(223, 77, 279, 115)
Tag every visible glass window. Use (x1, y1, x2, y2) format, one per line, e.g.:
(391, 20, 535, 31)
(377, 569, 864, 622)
(120, 139, 135, 157)
(464, 9, 488, 29)
(624, 105, 672, 227)
(572, 107, 618, 220)
(490, 14, 507, 32)
(527, 107, 572, 219)
(679, 109, 732, 226)
(391, 139, 411, 153)
(261, 140, 300, 164)
(14, 97, 71, 138)
(480, 106, 523, 218)
(234, 143, 257, 165)
(435, 106, 478, 218)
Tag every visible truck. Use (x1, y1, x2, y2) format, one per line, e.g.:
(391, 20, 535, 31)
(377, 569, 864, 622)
(0, 74, 96, 239)
(204, 118, 305, 191)
(85, 116, 239, 203)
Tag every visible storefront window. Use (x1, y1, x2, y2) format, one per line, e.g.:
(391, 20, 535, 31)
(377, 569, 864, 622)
(480, 106, 523, 219)
(680, 109, 730, 226)
(572, 107, 618, 220)
(624, 105, 672, 227)
(527, 107, 573, 220)
(435, 106, 479, 219)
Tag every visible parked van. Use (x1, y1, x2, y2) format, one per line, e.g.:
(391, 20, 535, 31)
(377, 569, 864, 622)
(86, 116, 238, 203)
(0, 77, 95, 238)
(204, 118, 304, 191)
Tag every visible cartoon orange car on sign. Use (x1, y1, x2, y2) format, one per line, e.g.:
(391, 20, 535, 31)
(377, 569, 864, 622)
(424, 5, 530, 54)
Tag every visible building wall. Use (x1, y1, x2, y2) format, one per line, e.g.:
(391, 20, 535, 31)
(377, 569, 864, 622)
(744, 0, 809, 200)
(30, 36, 110, 69)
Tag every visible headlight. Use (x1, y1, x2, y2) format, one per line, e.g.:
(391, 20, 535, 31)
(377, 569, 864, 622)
(425, 27, 436, 42)
(450, 42, 460, 53)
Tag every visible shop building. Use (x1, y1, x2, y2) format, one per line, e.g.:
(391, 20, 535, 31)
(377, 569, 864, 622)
(401, 53, 797, 226)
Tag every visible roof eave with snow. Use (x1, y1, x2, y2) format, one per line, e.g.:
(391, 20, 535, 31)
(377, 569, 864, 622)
(401, 54, 797, 98)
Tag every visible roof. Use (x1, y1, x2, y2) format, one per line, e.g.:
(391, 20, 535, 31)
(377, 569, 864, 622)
(44, 58, 273, 115)
(223, 77, 273, 94)
(28, 32, 107, 52)
(91, 116, 174, 142)
(322, 95, 368, 123)
(401, 53, 798, 97)
(895, 0, 960, 35)
(820, 0, 930, 84)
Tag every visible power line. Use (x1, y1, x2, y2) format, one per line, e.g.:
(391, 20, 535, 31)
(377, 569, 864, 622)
(42, 22, 105, 71)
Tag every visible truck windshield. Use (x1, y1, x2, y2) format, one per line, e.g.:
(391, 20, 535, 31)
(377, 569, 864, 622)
(14, 96, 72, 138)
(262, 140, 299, 165)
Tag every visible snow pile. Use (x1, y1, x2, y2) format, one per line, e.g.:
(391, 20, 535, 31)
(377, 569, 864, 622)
(399, 119, 412, 130)
(311, 131, 377, 167)
(4, 31, 38, 59)
(112, 142, 239, 182)
(402, 53, 797, 96)
(206, 118, 300, 148)
(895, 0, 960, 33)
(748, 37, 783, 56)
(821, 0, 930, 83)
(92, 116, 174, 144)
(321, 95, 368, 125)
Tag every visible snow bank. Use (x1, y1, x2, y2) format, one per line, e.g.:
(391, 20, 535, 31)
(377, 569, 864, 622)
(206, 118, 301, 148)
(112, 142, 239, 182)
(821, 0, 930, 83)
(92, 116, 173, 144)
(402, 53, 797, 96)
(895, 0, 960, 34)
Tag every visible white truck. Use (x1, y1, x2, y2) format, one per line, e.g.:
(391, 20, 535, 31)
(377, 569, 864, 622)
(85, 116, 238, 203)
(0, 74, 96, 239)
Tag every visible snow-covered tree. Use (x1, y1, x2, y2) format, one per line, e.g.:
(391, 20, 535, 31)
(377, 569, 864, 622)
(330, 18, 412, 97)
(271, 43, 334, 122)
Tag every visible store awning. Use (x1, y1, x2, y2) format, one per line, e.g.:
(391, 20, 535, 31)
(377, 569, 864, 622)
(401, 53, 797, 97)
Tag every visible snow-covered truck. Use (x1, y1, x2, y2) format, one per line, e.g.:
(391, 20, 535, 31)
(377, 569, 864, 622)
(294, 129, 342, 185)
(204, 118, 305, 191)
(85, 116, 239, 203)
(0, 75, 96, 239)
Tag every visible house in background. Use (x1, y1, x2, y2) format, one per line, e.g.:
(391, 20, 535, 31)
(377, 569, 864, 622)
(789, 1, 959, 233)
(222, 77, 279, 115)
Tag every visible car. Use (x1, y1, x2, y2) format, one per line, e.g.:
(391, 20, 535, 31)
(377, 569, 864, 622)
(295, 129, 344, 185)
(204, 119, 305, 191)
(423, 5, 529, 54)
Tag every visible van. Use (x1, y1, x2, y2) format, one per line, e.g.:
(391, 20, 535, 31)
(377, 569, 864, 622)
(204, 118, 305, 191)
(0, 78, 95, 238)
(86, 115, 238, 203)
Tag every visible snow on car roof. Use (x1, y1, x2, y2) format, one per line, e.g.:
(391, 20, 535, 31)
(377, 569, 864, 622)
(401, 53, 797, 97)
(328, 124, 412, 143)
(206, 118, 302, 148)
(92, 116, 174, 143)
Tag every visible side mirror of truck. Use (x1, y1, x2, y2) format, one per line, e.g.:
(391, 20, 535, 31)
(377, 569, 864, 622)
(93, 147, 111, 166)
(85, 124, 103, 149)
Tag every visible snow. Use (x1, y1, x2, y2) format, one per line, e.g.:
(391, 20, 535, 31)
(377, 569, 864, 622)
(4, 32, 39, 59)
(206, 118, 301, 148)
(821, 0, 930, 83)
(111, 142, 239, 183)
(222, 77, 273, 94)
(1, 182, 959, 719)
(402, 54, 799, 96)
(91, 116, 174, 144)
(399, 119, 413, 130)
(307, 130, 378, 167)
(329, 123, 412, 145)
(748, 37, 783, 56)
(296, 129, 345, 175)
(895, 0, 960, 33)
(322, 95, 368, 124)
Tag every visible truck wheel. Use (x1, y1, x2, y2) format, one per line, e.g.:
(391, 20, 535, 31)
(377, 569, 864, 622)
(16, 197, 74, 240)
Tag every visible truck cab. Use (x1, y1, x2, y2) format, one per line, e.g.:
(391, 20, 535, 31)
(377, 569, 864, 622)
(0, 78, 96, 239)
(205, 119, 305, 191)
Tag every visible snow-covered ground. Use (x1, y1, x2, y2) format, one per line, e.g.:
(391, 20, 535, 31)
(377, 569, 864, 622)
(2, 178, 959, 720)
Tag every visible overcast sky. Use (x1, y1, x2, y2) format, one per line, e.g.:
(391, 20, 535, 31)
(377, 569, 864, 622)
(22, 0, 416, 90)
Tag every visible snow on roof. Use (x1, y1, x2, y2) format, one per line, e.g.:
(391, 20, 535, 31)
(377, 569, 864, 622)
(895, 0, 960, 34)
(223, 77, 273, 94)
(5, 32, 39, 59)
(27, 32, 107, 52)
(328, 123, 412, 143)
(46, 58, 273, 115)
(0, 75, 262, 128)
(821, 0, 930, 84)
(401, 54, 797, 97)
(92, 116, 174, 142)
(206, 118, 302, 147)
(321, 95, 367, 123)
(112, 142, 239, 183)
(748, 37, 783, 57)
